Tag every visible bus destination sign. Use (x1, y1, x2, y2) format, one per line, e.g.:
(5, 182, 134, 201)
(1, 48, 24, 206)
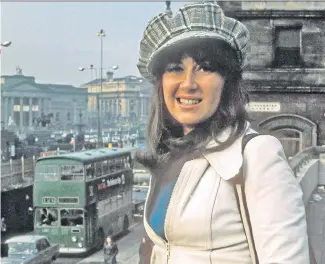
(42, 197, 56, 204)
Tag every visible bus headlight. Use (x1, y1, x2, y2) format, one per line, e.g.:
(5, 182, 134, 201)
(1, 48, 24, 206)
(71, 236, 77, 242)
(78, 242, 83, 248)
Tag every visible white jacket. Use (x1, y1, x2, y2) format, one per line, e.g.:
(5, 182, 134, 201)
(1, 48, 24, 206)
(143, 125, 309, 264)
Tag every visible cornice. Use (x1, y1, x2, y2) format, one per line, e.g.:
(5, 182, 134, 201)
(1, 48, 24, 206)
(230, 10, 325, 19)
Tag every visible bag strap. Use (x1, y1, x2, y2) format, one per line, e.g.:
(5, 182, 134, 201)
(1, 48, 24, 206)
(233, 133, 259, 264)
(234, 133, 318, 264)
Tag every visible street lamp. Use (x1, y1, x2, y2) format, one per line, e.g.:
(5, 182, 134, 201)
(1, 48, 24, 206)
(97, 29, 106, 148)
(1, 41, 12, 47)
(78, 65, 98, 81)
(1, 41, 12, 54)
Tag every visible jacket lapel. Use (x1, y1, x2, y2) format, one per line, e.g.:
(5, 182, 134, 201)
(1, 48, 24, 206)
(203, 123, 256, 181)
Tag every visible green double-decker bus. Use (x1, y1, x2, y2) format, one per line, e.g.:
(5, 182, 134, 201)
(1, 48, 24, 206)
(33, 148, 134, 254)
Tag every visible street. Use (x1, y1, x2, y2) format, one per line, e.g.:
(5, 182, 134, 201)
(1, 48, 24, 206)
(56, 221, 144, 264)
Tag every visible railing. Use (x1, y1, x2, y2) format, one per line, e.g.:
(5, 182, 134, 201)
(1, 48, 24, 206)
(289, 146, 325, 175)
(289, 146, 325, 206)
(1, 156, 36, 191)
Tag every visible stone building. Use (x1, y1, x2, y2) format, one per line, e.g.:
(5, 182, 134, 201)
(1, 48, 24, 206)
(218, 1, 325, 158)
(80, 71, 151, 129)
(1, 73, 88, 133)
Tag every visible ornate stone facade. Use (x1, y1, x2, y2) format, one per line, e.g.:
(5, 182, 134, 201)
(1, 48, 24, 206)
(81, 73, 151, 129)
(219, 1, 325, 156)
(1, 74, 88, 133)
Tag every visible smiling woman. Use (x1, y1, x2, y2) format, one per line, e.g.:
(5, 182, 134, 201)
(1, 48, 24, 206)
(159, 39, 240, 135)
(135, 2, 310, 264)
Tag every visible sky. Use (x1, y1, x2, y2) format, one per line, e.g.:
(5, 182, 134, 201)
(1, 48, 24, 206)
(1, 1, 190, 87)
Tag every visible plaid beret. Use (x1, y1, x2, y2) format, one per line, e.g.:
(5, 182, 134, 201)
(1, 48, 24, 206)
(137, 1, 250, 83)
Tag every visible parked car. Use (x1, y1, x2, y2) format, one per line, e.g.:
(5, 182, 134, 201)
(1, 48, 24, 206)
(1, 235, 60, 264)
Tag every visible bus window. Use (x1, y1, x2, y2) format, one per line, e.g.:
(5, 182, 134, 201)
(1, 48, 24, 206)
(102, 160, 109, 175)
(86, 164, 95, 180)
(44, 166, 58, 181)
(36, 165, 58, 181)
(35, 208, 59, 227)
(123, 157, 130, 168)
(95, 162, 102, 177)
(115, 158, 122, 171)
(61, 165, 84, 181)
(60, 209, 84, 226)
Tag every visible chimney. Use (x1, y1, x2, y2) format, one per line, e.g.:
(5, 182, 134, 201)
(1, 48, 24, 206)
(106, 71, 114, 81)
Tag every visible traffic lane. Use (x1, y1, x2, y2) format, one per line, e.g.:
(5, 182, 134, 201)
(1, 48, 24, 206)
(55, 256, 83, 264)
(77, 221, 144, 264)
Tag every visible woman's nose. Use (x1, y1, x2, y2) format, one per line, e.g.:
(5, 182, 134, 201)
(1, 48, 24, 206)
(179, 70, 198, 92)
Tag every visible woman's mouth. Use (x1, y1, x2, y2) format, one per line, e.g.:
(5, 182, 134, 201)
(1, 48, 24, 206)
(177, 98, 202, 105)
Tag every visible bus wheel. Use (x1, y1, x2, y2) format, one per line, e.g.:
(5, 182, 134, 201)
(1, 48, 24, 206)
(123, 215, 129, 235)
(96, 229, 104, 251)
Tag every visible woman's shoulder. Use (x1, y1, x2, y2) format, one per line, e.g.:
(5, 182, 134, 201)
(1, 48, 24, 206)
(201, 125, 286, 180)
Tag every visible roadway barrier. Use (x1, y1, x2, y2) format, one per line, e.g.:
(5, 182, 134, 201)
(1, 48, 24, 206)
(289, 146, 325, 206)
(1, 156, 35, 190)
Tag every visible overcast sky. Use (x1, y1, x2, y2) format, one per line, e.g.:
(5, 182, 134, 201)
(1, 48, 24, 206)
(1, 1, 189, 87)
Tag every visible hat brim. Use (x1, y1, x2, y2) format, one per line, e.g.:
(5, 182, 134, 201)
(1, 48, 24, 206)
(147, 31, 233, 75)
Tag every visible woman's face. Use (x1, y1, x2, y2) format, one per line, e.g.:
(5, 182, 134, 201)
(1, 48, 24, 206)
(162, 56, 225, 135)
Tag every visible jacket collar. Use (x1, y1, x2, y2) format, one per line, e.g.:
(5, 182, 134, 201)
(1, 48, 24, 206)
(202, 122, 256, 181)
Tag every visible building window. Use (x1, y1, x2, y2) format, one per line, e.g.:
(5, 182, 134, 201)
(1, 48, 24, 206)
(67, 112, 71, 121)
(271, 128, 302, 159)
(274, 26, 301, 67)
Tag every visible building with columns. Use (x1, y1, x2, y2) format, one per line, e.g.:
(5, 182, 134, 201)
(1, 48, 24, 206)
(80, 71, 152, 129)
(1, 74, 88, 133)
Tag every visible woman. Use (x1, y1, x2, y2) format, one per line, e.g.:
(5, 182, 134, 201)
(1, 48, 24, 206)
(103, 236, 118, 264)
(136, 2, 310, 264)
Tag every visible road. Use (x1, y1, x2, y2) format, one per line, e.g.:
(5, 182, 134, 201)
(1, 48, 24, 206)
(56, 221, 144, 264)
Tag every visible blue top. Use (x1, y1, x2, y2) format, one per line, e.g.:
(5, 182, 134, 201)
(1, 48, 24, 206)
(149, 180, 177, 240)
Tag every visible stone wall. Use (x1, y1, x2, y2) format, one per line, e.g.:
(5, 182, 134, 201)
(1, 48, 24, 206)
(242, 18, 325, 69)
(248, 92, 325, 146)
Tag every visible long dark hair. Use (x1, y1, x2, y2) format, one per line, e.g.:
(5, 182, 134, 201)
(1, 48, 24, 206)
(136, 38, 250, 169)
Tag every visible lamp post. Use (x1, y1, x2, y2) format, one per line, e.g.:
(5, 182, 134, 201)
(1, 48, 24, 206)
(97, 29, 106, 148)
(79, 65, 98, 130)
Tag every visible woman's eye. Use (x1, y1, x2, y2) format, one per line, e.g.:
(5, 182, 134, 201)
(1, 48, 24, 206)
(165, 65, 183, 72)
(198, 65, 213, 72)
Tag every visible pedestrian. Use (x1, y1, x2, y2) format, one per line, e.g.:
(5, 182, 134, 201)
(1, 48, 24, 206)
(103, 236, 118, 264)
(135, 2, 310, 264)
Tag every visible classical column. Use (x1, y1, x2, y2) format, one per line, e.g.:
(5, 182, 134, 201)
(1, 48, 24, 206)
(109, 99, 113, 114)
(29, 97, 33, 127)
(19, 97, 23, 130)
(38, 98, 43, 117)
(48, 98, 52, 114)
(73, 100, 77, 124)
(141, 98, 144, 117)
(146, 98, 149, 116)
(125, 98, 130, 118)
(115, 99, 118, 115)
(10, 97, 14, 120)
(42, 98, 45, 114)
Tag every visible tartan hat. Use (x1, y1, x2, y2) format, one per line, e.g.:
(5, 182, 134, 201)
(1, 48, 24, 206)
(137, 1, 250, 83)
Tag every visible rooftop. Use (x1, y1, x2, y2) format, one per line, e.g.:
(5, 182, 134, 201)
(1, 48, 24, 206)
(36, 147, 133, 164)
(5, 235, 47, 243)
(81, 75, 147, 86)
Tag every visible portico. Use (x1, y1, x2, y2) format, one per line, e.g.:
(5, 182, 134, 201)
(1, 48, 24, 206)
(1, 74, 88, 133)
